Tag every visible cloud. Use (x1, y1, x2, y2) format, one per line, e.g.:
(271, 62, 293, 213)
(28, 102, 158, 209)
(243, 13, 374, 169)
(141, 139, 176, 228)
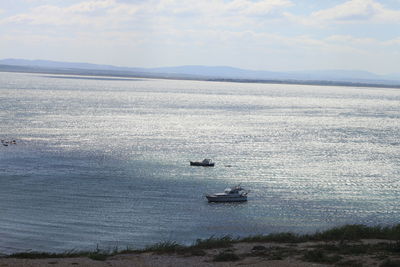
(312, 0, 377, 22)
(0, 0, 293, 27)
(1, 0, 394, 55)
(313, 0, 400, 24)
(223, 0, 293, 16)
(1, 0, 116, 26)
(285, 0, 400, 26)
(67, 0, 115, 13)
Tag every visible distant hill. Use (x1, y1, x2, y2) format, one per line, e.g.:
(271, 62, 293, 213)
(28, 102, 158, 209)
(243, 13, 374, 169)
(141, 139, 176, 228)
(1, 58, 399, 87)
(150, 65, 400, 85)
(0, 58, 144, 72)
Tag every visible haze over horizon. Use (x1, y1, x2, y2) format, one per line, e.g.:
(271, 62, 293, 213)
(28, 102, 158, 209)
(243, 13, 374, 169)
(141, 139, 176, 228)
(1, 0, 400, 75)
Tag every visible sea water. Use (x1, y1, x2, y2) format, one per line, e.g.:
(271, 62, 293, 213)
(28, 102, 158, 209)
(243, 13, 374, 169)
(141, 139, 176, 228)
(0, 72, 399, 254)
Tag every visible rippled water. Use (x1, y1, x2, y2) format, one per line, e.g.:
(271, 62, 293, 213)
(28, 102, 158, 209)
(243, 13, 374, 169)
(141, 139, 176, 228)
(0, 72, 399, 254)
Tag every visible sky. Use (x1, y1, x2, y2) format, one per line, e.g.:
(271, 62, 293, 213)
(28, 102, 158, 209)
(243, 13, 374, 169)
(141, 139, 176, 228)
(0, 0, 400, 74)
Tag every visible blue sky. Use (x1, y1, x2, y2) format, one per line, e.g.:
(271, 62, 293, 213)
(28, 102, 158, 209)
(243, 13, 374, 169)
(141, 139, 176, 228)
(1, 0, 400, 74)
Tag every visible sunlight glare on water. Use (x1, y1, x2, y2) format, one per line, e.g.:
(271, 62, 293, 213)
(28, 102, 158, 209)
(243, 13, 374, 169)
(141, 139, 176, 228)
(0, 72, 399, 253)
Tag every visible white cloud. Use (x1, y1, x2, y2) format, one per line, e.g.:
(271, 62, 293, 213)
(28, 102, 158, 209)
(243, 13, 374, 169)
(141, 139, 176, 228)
(224, 0, 293, 16)
(67, 0, 115, 13)
(284, 0, 400, 26)
(312, 0, 400, 24)
(0, 0, 120, 26)
(312, 0, 377, 22)
(0, 0, 293, 27)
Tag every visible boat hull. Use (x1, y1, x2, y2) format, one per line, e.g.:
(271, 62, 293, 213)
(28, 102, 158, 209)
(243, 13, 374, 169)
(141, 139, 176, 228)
(190, 161, 215, 167)
(206, 195, 247, 202)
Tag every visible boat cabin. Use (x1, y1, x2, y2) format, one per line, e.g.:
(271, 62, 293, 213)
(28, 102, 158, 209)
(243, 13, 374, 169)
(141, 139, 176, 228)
(202, 159, 212, 164)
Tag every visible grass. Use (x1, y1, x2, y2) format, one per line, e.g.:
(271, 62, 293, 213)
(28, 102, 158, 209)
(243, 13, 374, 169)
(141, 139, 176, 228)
(240, 224, 400, 244)
(6, 245, 117, 261)
(241, 232, 305, 243)
(143, 241, 182, 254)
(6, 250, 110, 261)
(6, 252, 79, 259)
(191, 236, 234, 250)
(310, 240, 400, 257)
(312, 224, 400, 241)
(138, 236, 234, 254)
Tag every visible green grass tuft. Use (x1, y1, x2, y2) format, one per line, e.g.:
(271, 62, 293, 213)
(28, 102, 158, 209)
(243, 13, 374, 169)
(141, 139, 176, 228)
(192, 236, 234, 249)
(6, 251, 87, 259)
(87, 252, 108, 261)
(241, 232, 304, 243)
(6, 247, 116, 261)
(313, 224, 400, 241)
(143, 241, 182, 254)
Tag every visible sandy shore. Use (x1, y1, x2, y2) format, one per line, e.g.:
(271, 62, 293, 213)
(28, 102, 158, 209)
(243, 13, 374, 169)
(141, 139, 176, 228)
(2, 239, 400, 267)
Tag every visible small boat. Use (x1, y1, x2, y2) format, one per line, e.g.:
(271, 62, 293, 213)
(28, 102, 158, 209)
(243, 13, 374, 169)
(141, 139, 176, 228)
(206, 185, 249, 202)
(190, 158, 215, 167)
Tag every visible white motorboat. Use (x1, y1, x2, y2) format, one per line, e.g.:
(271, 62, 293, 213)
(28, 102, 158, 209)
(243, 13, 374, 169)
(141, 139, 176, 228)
(206, 185, 249, 202)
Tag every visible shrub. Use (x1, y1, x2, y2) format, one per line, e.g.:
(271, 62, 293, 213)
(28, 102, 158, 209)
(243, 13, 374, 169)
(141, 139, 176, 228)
(241, 232, 304, 243)
(144, 241, 182, 254)
(192, 236, 233, 249)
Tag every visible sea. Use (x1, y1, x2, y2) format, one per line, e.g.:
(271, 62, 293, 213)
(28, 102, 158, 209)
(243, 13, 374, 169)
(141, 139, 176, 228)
(0, 71, 399, 254)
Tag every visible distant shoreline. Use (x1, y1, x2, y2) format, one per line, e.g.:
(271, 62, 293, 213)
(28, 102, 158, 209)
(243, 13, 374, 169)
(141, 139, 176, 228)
(1, 66, 400, 90)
